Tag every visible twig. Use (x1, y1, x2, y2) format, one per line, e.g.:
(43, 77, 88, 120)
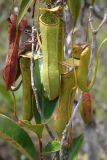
(60, 94, 82, 160)
(88, 6, 107, 80)
(95, 9, 107, 33)
(89, 7, 107, 34)
(45, 124, 55, 140)
(92, 5, 103, 20)
(38, 137, 44, 160)
(88, 6, 97, 79)
(32, 0, 37, 18)
(83, 0, 105, 20)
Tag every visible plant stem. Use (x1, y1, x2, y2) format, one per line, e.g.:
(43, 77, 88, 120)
(88, 6, 107, 80)
(38, 137, 45, 160)
(45, 124, 55, 140)
(32, 0, 37, 18)
(60, 94, 82, 160)
(11, 89, 18, 121)
(11, 80, 22, 91)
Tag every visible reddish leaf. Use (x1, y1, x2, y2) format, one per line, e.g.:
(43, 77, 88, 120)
(7, 14, 17, 45)
(2, 14, 28, 90)
(19, 16, 28, 31)
(3, 32, 20, 89)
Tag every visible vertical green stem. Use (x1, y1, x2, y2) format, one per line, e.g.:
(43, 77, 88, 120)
(11, 89, 18, 121)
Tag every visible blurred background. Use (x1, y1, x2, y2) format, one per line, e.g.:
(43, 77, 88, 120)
(0, 0, 107, 159)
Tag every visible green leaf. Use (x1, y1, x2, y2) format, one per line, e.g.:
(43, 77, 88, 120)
(33, 59, 58, 123)
(17, 0, 33, 25)
(0, 84, 13, 105)
(69, 135, 83, 160)
(0, 114, 36, 160)
(20, 120, 44, 138)
(67, 0, 81, 26)
(44, 140, 60, 153)
(72, 157, 77, 160)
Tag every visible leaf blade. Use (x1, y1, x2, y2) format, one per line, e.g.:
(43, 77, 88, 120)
(44, 140, 60, 153)
(67, 0, 81, 26)
(0, 114, 36, 160)
(69, 135, 83, 160)
(17, 0, 33, 25)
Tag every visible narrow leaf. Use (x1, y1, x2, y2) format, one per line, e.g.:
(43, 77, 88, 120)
(0, 114, 36, 160)
(67, 0, 81, 26)
(17, 0, 33, 25)
(44, 140, 60, 153)
(69, 135, 83, 160)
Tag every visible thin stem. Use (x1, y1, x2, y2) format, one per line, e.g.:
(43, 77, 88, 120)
(32, 0, 37, 18)
(11, 80, 22, 91)
(88, 6, 107, 80)
(35, 0, 40, 31)
(45, 124, 55, 140)
(38, 137, 45, 160)
(60, 94, 82, 160)
(95, 9, 107, 33)
(89, 7, 107, 34)
(11, 90, 18, 121)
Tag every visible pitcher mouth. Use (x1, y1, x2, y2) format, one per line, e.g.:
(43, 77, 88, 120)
(39, 12, 60, 26)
